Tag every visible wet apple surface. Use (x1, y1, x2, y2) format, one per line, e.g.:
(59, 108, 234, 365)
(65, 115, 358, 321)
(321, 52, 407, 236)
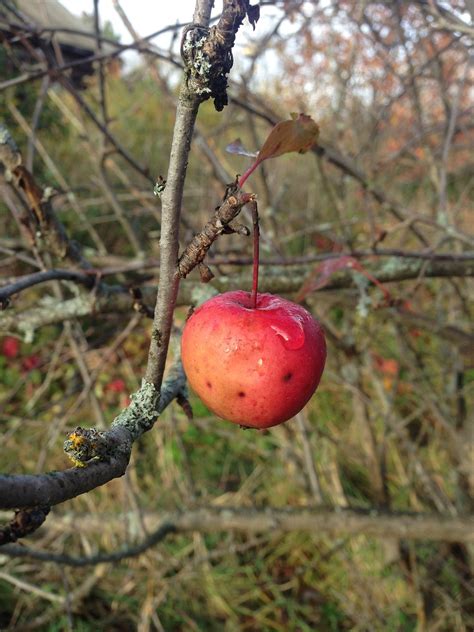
(181, 290, 326, 428)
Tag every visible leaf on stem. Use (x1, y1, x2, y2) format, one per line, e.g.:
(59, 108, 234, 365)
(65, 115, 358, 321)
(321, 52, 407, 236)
(238, 113, 319, 187)
(258, 113, 320, 161)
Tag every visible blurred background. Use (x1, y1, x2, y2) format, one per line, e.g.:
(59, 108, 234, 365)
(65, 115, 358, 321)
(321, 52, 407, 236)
(0, 1, 473, 630)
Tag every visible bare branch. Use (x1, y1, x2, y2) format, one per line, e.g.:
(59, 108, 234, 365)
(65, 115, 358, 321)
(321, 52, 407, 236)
(1, 507, 472, 563)
(1, 257, 473, 338)
(0, 269, 96, 307)
(0, 25, 184, 92)
(177, 185, 254, 278)
(0, 359, 186, 511)
(145, 0, 253, 389)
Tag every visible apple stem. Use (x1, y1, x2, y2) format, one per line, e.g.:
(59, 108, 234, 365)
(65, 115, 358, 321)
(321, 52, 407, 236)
(250, 201, 260, 309)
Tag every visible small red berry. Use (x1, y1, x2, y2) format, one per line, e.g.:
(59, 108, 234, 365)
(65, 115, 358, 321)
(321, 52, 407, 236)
(106, 378, 127, 393)
(1, 336, 20, 359)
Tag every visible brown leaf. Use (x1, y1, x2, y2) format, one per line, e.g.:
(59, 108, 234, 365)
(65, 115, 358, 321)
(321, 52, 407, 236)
(238, 114, 319, 187)
(258, 113, 319, 162)
(198, 262, 214, 283)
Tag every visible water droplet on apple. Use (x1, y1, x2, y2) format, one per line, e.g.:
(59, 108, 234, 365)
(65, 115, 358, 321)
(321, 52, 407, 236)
(269, 313, 305, 350)
(256, 295, 307, 350)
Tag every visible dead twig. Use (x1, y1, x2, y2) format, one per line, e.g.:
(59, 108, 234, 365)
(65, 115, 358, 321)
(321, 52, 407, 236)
(177, 185, 254, 279)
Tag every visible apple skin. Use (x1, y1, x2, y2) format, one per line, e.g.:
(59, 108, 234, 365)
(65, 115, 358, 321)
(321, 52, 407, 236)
(181, 291, 326, 428)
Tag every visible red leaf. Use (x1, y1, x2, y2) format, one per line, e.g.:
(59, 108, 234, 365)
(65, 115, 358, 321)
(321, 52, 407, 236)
(296, 256, 392, 302)
(372, 353, 399, 376)
(296, 256, 358, 300)
(1, 336, 20, 359)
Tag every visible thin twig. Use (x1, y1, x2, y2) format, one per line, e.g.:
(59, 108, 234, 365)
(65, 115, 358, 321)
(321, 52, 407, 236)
(0, 269, 96, 305)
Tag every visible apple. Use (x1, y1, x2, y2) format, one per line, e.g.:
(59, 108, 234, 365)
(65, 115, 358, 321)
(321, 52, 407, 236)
(181, 290, 326, 428)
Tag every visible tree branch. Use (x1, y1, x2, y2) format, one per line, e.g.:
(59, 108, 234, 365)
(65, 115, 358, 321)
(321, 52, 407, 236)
(1, 257, 473, 340)
(0, 506, 50, 545)
(0, 358, 186, 511)
(1, 507, 472, 563)
(0, 269, 96, 307)
(145, 0, 253, 390)
(177, 185, 254, 278)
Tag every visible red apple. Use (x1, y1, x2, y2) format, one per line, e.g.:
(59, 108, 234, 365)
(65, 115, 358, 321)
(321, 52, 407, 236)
(181, 290, 326, 428)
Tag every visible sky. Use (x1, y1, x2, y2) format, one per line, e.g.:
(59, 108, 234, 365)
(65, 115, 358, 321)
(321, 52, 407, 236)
(60, 1, 275, 63)
(61, 0, 204, 65)
(62, 0, 199, 40)
(60, 0, 284, 83)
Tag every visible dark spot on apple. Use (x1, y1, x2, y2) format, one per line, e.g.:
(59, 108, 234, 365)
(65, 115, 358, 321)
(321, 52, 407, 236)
(238, 391, 246, 398)
(206, 381, 212, 389)
(282, 372, 293, 382)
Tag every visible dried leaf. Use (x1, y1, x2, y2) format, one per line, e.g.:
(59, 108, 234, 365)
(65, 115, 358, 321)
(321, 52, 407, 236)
(258, 113, 319, 162)
(372, 353, 399, 376)
(198, 262, 214, 283)
(238, 114, 319, 187)
(296, 255, 392, 302)
(246, 3, 260, 30)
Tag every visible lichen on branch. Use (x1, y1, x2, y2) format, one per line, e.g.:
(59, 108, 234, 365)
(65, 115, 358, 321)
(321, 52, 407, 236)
(182, 0, 260, 110)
